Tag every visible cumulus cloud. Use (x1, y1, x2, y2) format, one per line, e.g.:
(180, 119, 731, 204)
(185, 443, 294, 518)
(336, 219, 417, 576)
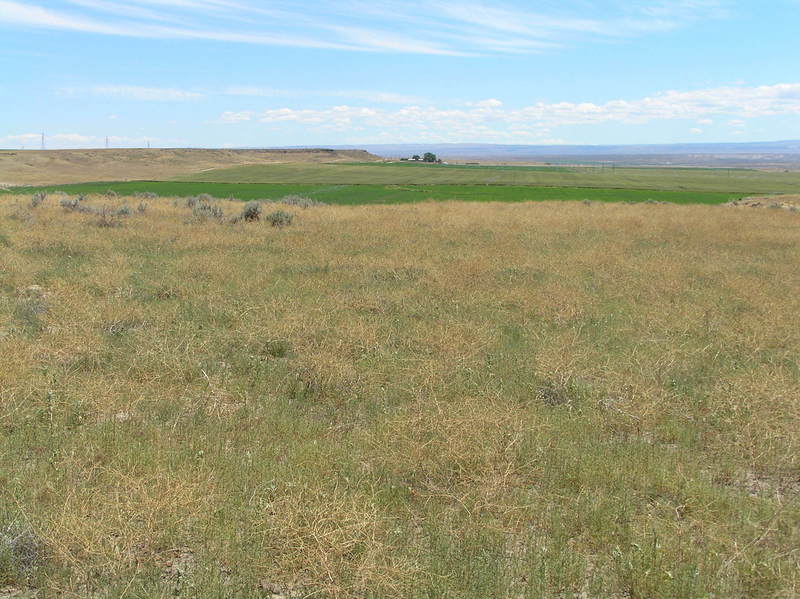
(212, 83, 800, 141)
(468, 99, 504, 108)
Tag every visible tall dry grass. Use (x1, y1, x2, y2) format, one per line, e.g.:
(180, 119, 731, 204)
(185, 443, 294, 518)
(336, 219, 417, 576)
(0, 194, 798, 597)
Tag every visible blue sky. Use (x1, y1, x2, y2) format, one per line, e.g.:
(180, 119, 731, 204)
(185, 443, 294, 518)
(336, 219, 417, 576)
(1, 0, 799, 148)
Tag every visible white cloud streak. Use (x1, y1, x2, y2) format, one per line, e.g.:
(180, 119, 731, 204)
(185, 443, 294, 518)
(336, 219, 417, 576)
(61, 84, 426, 104)
(0, 0, 725, 55)
(0, 132, 179, 148)
(222, 87, 425, 105)
(89, 84, 204, 100)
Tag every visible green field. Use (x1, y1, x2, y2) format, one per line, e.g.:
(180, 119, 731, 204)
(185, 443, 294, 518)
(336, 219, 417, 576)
(177, 162, 800, 193)
(2, 181, 742, 205)
(5, 161, 796, 205)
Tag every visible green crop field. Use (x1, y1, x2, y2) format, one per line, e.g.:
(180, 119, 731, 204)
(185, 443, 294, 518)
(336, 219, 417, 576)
(176, 162, 800, 194)
(5, 161, 796, 206)
(0, 181, 742, 205)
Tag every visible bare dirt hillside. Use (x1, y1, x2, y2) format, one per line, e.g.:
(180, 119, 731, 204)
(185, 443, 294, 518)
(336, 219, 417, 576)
(0, 148, 381, 186)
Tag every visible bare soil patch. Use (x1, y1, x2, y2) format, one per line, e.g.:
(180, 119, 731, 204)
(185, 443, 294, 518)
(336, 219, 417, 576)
(726, 194, 800, 210)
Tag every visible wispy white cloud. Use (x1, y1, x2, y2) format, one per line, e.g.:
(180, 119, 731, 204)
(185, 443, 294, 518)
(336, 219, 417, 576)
(0, 0, 727, 55)
(0, 132, 98, 145)
(62, 83, 426, 104)
(1, 133, 43, 146)
(0, 0, 133, 35)
(0, 0, 372, 52)
(0, 132, 91, 147)
(88, 84, 204, 100)
(222, 87, 294, 99)
(222, 87, 425, 105)
(218, 110, 253, 123)
(0, 131, 180, 148)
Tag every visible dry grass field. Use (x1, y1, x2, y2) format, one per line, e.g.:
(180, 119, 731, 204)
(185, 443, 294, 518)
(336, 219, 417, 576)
(0, 149, 380, 186)
(0, 194, 798, 598)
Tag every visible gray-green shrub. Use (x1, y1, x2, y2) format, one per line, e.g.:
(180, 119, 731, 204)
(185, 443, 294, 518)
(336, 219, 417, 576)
(29, 192, 47, 208)
(192, 201, 224, 222)
(0, 520, 44, 584)
(59, 196, 81, 211)
(278, 195, 325, 208)
(95, 206, 122, 228)
(266, 210, 293, 228)
(240, 201, 262, 222)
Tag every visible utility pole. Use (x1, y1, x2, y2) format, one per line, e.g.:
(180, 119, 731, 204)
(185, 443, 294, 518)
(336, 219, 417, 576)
(41, 132, 45, 150)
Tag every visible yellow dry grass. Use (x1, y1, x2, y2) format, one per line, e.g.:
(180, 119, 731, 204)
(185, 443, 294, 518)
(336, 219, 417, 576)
(0, 195, 798, 598)
(0, 148, 380, 186)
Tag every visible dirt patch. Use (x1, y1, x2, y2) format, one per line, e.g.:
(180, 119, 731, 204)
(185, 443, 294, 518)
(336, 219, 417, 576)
(726, 195, 800, 211)
(0, 587, 38, 598)
(737, 471, 800, 499)
(259, 580, 303, 599)
(158, 546, 195, 581)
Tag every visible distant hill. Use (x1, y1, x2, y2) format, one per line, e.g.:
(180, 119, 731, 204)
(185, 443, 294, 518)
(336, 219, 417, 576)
(0, 148, 381, 186)
(319, 141, 800, 167)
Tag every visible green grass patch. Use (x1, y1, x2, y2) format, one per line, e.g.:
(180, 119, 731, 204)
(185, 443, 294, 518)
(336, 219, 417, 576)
(2, 181, 741, 205)
(174, 161, 800, 194)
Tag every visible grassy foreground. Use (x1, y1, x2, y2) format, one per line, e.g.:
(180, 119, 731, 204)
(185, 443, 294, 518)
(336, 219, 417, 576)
(1, 195, 799, 598)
